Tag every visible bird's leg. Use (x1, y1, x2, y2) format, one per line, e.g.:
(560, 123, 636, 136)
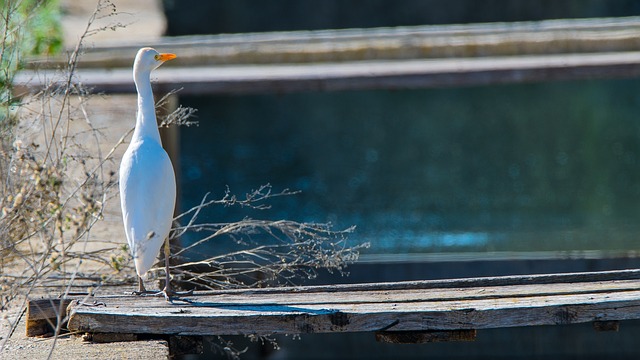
(129, 238, 192, 300)
(138, 276, 146, 293)
(162, 236, 172, 299)
(161, 236, 192, 301)
(131, 275, 161, 296)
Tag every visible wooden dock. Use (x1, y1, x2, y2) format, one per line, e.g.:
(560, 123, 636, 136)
(26, 269, 640, 345)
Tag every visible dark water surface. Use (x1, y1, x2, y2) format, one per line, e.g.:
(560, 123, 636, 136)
(178, 79, 640, 256)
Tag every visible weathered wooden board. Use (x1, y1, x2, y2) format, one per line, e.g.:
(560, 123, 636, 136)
(65, 270, 640, 337)
(26, 298, 73, 337)
(14, 51, 640, 96)
(30, 16, 640, 68)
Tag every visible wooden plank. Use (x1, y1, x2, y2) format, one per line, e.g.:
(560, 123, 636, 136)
(26, 298, 73, 337)
(27, 298, 73, 321)
(13, 51, 640, 96)
(107, 279, 640, 306)
(163, 268, 640, 294)
(29, 269, 640, 335)
(65, 270, 640, 337)
(25, 294, 96, 337)
(65, 291, 640, 335)
(31, 17, 640, 68)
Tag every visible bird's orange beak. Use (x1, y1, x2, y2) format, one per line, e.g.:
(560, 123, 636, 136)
(155, 53, 177, 62)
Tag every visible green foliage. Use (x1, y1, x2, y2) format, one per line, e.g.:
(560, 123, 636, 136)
(1, 0, 62, 57)
(23, 1, 62, 56)
(0, 0, 62, 132)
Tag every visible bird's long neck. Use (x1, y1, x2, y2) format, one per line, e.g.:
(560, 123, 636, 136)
(133, 70, 161, 144)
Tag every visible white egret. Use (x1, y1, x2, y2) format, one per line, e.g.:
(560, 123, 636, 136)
(119, 47, 183, 300)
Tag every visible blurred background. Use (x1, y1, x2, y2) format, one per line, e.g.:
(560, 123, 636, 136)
(163, 0, 640, 33)
(163, 1, 640, 260)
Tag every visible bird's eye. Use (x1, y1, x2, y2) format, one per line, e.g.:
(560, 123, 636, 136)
(153, 54, 160, 61)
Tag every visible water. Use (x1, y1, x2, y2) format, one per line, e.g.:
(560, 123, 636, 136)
(178, 78, 640, 256)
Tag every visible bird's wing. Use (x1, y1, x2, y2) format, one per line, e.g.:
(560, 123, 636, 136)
(119, 139, 177, 276)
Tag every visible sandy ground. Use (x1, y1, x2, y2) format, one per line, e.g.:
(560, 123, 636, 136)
(1, 1, 170, 358)
(1, 318, 169, 360)
(60, 0, 165, 46)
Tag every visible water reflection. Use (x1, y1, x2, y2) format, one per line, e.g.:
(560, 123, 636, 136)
(178, 79, 640, 256)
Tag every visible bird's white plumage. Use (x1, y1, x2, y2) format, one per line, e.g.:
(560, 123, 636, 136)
(120, 47, 176, 277)
(120, 139, 176, 275)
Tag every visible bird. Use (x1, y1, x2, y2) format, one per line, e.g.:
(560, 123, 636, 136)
(119, 47, 185, 300)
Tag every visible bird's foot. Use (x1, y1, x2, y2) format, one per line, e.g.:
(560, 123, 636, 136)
(161, 288, 194, 303)
(130, 289, 163, 297)
(130, 288, 193, 302)
(167, 288, 194, 296)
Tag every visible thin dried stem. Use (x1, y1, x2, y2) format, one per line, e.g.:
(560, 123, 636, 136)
(0, 0, 134, 353)
(158, 185, 367, 290)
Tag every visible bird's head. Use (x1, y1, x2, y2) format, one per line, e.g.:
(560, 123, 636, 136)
(133, 47, 176, 75)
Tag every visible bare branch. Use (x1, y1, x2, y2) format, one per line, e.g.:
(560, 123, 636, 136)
(156, 88, 199, 128)
(163, 188, 368, 290)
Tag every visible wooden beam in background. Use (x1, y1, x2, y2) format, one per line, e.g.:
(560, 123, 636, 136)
(29, 16, 640, 68)
(14, 51, 640, 96)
